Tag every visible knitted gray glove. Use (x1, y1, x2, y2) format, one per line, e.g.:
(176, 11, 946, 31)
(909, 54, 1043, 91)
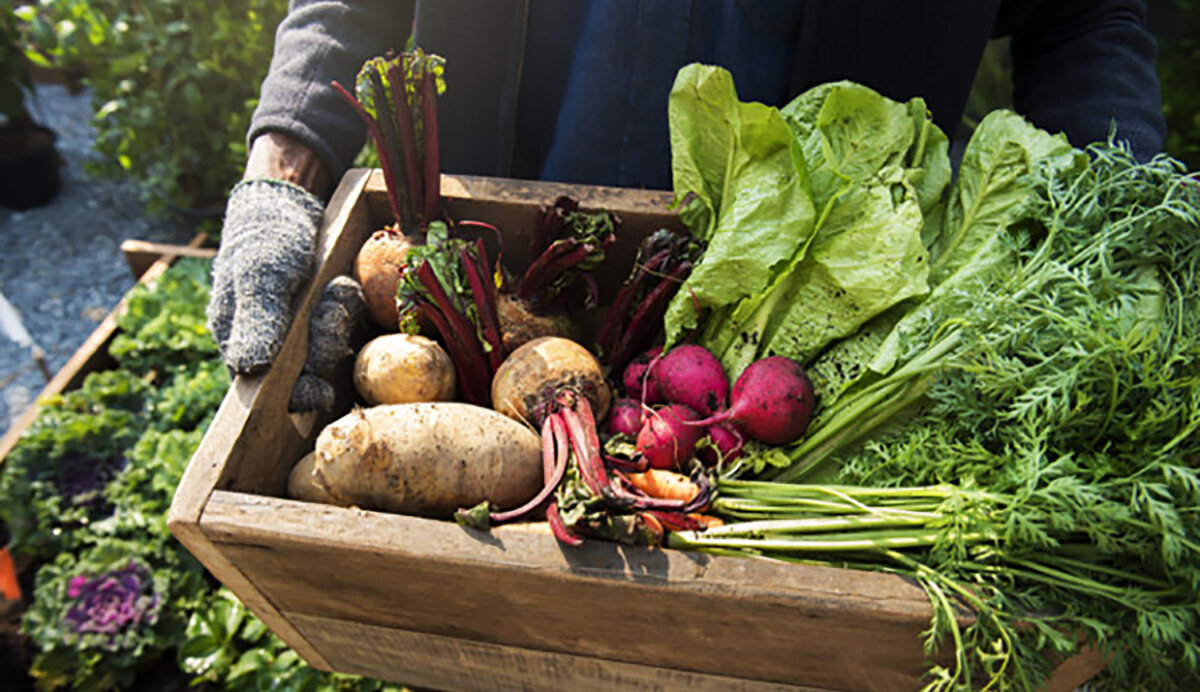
(208, 179, 323, 375)
(288, 275, 366, 413)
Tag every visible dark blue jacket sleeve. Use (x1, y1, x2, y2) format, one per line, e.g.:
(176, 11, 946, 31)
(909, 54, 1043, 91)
(996, 0, 1165, 159)
(248, 0, 415, 182)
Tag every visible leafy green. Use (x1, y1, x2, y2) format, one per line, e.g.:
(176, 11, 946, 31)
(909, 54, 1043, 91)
(711, 139, 1200, 689)
(0, 370, 149, 558)
(16, 0, 288, 215)
(662, 64, 816, 355)
(784, 111, 1080, 476)
(179, 588, 402, 692)
(664, 69, 949, 378)
(20, 535, 209, 692)
(109, 258, 217, 373)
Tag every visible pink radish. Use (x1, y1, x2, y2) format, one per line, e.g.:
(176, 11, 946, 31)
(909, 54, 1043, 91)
(654, 344, 729, 416)
(694, 355, 815, 445)
(623, 347, 664, 404)
(697, 422, 744, 467)
(607, 397, 644, 437)
(636, 404, 701, 470)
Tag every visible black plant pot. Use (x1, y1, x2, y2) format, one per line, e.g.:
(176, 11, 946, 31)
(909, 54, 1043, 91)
(0, 123, 62, 210)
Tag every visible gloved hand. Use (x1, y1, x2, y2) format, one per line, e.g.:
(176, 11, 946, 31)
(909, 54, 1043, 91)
(207, 179, 324, 375)
(288, 275, 365, 413)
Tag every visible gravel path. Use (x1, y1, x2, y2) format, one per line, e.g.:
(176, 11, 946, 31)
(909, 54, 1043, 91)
(0, 84, 197, 435)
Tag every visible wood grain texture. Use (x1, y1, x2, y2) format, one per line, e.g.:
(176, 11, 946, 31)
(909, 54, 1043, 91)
(202, 490, 934, 691)
(168, 169, 376, 671)
(291, 612, 822, 692)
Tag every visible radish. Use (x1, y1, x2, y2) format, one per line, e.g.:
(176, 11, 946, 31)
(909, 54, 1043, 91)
(636, 404, 702, 470)
(654, 344, 729, 416)
(697, 422, 744, 467)
(622, 347, 664, 404)
(693, 355, 816, 445)
(607, 397, 644, 437)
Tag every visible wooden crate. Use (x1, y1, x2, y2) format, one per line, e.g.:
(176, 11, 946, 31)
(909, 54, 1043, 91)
(167, 171, 1103, 692)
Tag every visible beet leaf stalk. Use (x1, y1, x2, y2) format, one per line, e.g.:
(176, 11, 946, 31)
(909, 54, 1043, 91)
(596, 228, 700, 375)
(514, 196, 618, 312)
(332, 48, 446, 232)
(396, 222, 506, 405)
(456, 390, 712, 545)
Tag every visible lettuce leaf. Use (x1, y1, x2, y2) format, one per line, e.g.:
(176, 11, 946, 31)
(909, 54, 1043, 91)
(663, 64, 816, 345)
(665, 70, 947, 377)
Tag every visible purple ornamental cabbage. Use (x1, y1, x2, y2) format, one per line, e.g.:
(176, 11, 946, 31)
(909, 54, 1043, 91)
(53, 450, 127, 507)
(63, 562, 161, 649)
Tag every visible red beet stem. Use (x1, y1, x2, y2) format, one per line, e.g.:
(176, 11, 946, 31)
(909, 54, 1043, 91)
(331, 80, 402, 224)
(421, 71, 441, 223)
(387, 61, 423, 230)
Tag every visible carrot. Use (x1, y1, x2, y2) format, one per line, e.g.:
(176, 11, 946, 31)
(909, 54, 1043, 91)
(624, 468, 701, 503)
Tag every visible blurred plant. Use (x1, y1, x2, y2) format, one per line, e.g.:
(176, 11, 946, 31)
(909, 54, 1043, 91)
(20, 536, 208, 692)
(15, 0, 288, 217)
(1155, 0, 1200, 167)
(179, 588, 403, 692)
(1, 2, 35, 124)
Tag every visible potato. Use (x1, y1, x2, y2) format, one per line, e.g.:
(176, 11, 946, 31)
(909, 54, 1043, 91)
(312, 402, 543, 518)
(354, 333, 456, 405)
(286, 452, 347, 505)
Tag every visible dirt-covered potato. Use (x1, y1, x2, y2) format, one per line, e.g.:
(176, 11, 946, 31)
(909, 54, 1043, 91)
(312, 402, 543, 518)
(286, 452, 347, 505)
(354, 333, 456, 405)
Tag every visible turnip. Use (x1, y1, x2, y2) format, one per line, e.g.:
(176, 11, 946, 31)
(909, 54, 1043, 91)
(353, 333, 455, 405)
(491, 336, 612, 426)
(653, 344, 729, 416)
(354, 227, 422, 330)
(694, 355, 815, 445)
(459, 337, 709, 543)
(635, 404, 702, 470)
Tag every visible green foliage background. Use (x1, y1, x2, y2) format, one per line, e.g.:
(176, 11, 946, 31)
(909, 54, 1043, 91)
(16, 0, 288, 216)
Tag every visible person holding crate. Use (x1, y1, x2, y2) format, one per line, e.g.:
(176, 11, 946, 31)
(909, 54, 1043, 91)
(208, 0, 1166, 408)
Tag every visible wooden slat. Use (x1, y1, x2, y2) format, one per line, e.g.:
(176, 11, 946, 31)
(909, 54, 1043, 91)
(291, 612, 819, 692)
(201, 490, 935, 692)
(0, 233, 210, 464)
(167, 168, 376, 671)
(121, 238, 216, 279)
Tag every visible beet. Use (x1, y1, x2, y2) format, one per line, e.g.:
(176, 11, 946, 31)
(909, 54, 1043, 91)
(607, 397, 644, 437)
(635, 404, 701, 470)
(655, 345, 729, 417)
(694, 356, 815, 445)
(622, 347, 665, 404)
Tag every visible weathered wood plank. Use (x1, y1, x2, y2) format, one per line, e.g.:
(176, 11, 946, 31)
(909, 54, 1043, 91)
(168, 169, 377, 670)
(201, 490, 934, 691)
(120, 238, 216, 280)
(291, 612, 821, 692)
